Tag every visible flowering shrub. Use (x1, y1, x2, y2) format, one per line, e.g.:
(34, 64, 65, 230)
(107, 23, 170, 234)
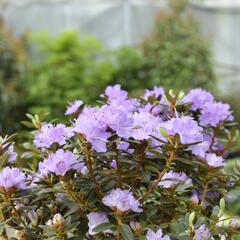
(0, 85, 240, 240)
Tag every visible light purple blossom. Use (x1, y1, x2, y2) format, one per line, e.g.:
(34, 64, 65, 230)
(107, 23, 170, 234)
(65, 100, 83, 115)
(7, 145, 17, 163)
(158, 170, 192, 188)
(87, 212, 110, 235)
(117, 141, 134, 153)
(194, 224, 211, 240)
(190, 141, 210, 158)
(34, 123, 73, 148)
(161, 116, 203, 144)
(38, 149, 85, 177)
(0, 167, 26, 190)
(142, 103, 163, 117)
(183, 88, 214, 111)
(191, 190, 199, 204)
(117, 141, 130, 151)
(98, 105, 133, 139)
(74, 113, 111, 152)
(104, 84, 128, 102)
(111, 160, 117, 169)
(102, 188, 142, 213)
(131, 111, 162, 141)
(199, 101, 233, 127)
(205, 153, 225, 167)
(144, 87, 165, 101)
(146, 228, 171, 240)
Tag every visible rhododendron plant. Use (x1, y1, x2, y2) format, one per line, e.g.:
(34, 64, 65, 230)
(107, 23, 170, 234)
(0, 85, 240, 239)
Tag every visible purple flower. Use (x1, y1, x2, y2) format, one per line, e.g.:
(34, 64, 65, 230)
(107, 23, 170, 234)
(74, 113, 111, 152)
(194, 224, 211, 240)
(111, 160, 117, 169)
(131, 111, 162, 141)
(7, 145, 17, 163)
(191, 190, 199, 204)
(183, 88, 214, 111)
(142, 103, 163, 117)
(117, 141, 134, 153)
(98, 105, 133, 139)
(190, 141, 210, 158)
(161, 116, 203, 144)
(144, 87, 165, 100)
(146, 228, 171, 240)
(199, 101, 233, 127)
(102, 188, 142, 213)
(205, 153, 225, 167)
(87, 212, 110, 235)
(117, 141, 129, 151)
(0, 167, 26, 191)
(65, 100, 83, 115)
(34, 123, 73, 148)
(158, 170, 192, 188)
(38, 149, 84, 177)
(104, 84, 128, 101)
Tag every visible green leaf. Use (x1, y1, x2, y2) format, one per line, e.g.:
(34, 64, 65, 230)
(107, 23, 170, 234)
(92, 222, 114, 233)
(120, 224, 134, 240)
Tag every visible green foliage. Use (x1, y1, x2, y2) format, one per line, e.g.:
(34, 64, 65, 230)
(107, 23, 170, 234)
(26, 31, 115, 118)
(141, 1, 215, 90)
(0, 18, 28, 133)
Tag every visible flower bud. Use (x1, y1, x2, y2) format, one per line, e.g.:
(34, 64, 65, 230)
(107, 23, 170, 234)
(189, 212, 195, 227)
(28, 209, 38, 227)
(46, 219, 53, 226)
(130, 221, 141, 235)
(16, 230, 26, 240)
(53, 213, 65, 231)
(36, 208, 44, 219)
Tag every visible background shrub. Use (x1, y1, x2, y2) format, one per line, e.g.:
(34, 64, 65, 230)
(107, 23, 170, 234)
(0, 18, 28, 133)
(140, 0, 215, 90)
(26, 31, 115, 119)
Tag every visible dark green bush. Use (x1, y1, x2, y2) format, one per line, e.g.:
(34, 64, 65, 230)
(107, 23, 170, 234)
(0, 18, 28, 133)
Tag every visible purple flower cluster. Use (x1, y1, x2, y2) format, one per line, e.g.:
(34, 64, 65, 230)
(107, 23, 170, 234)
(74, 111, 111, 152)
(65, 100, 83, 115)
(194, 224, 211, 240)
(0, 167, 26, 191)
(184, 88, 233, 127)
(144, 86, 165, 101)
(183, 88, 214, 111)
(102, 188, 142, 213)
(131, 111, 162, 141)
(205, 153, 225, 167)
(146, 228, 171, 240)
(34, 123, 73, 148)
(87, 212, 110, 235)
(158, 170, 192, 188)
(7, 144, 17, 163)
(38, 149, 84, 177)
(199, 101, 233, 127)
(161, 116, 203, 145)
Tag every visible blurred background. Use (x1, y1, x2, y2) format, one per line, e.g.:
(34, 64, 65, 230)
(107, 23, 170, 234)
(0, 0, 240, 134)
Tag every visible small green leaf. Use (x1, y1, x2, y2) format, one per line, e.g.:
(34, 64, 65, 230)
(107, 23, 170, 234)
(120, 224, 134, 240)
(92, 222, 114, 233)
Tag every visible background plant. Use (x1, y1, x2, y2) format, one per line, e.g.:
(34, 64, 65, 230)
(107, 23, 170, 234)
(0, 18, 28, 134)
